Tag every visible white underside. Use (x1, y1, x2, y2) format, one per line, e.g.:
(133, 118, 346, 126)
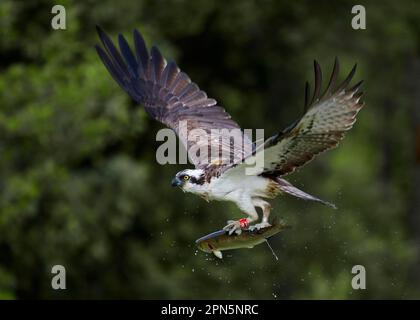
(182, 171, 273, 222)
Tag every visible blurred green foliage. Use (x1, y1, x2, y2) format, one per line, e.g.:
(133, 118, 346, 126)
(0, 0, 419, 299)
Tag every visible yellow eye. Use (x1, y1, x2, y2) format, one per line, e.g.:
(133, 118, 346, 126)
(183, 175, 190, 181)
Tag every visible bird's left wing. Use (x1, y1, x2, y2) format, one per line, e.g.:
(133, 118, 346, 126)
(95, 27, 253, 167)
(221, 58, 364, 178)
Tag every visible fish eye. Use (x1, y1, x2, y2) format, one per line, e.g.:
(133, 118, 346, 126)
(183, 175, 190, 181)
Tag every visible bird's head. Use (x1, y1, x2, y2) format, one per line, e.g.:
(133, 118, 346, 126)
(171, 169, 206, 193)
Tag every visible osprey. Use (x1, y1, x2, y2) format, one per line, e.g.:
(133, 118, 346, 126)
(95, 27, 364, 235)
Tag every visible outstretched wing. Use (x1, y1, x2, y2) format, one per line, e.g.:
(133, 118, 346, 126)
(95, 27, 252, 167)
(223, 58, 364, 177)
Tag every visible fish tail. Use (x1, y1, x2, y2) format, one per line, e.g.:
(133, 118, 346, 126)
(262, 218, 291, 238)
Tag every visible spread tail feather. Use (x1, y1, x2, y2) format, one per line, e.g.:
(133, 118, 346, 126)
(275, 178, 337, 209)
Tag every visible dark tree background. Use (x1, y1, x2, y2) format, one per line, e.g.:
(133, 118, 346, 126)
(0, 0, 419, 299)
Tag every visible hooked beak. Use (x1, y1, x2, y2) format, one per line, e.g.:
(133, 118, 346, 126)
(171, 177, 182, 187)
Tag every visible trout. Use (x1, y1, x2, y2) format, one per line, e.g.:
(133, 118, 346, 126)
(195, 220, 290, 259)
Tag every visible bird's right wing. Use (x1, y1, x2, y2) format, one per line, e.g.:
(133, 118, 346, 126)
(95, 27, 253, 168)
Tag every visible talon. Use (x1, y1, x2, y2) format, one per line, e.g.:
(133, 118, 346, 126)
(223, 218, 249, 236)
(249, 221, 271, 231)
(230, 227, 241, 236)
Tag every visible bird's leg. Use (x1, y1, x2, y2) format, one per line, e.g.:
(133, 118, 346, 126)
(249, 200, 272, 231)
(223, 209, 259, 236)
(262, 203, 272, 224)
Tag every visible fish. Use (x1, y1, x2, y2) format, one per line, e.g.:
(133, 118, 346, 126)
(195, 220, 290, 259)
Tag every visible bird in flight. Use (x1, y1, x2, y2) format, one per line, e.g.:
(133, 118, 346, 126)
(95, 27, 364, 235)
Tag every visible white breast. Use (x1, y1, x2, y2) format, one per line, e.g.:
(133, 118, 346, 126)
(206, 174, 269, 201)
